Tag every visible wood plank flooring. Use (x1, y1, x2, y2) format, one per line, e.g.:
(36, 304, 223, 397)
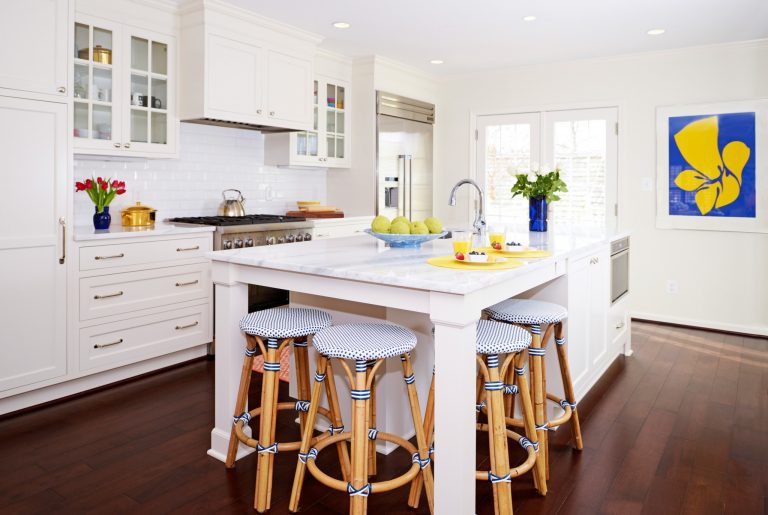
(0, 321, 765, 514)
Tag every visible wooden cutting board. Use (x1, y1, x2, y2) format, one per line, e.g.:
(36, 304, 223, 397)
(286, 210, 345, 219)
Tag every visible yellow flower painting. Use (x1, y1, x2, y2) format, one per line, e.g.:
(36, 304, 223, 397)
(669, 112, 756, 218)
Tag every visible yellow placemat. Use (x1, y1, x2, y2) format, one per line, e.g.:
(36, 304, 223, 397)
(479, 247, 553, 259)
(427, 255, 524, 270)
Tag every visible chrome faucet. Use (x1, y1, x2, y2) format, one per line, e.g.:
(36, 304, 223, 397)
(448, 179, 486, 235)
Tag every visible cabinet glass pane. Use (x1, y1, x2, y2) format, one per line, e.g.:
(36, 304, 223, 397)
(150, 78, 167, 110)
(337, 86, 345, 110)
(130, 74, 148, 106)
(337, 111, 345, 134)
(92, 105, 112, 140)
(92, 68, 112, 102)
(151, 112, 167, 144)
(92, 27, 113, 64)
(326, 84, 336, 108)
(74, 23, 89, 60)
(297, 132, 307, 156)
(313, 80, 318, 105)
(131, 37, 149, 71)
(326, 136, 335, 158)
(131, 109, 148, 142)
(74, 102, 88, 138)
(152, 41, 168, 75)
(326, 112, 335, 133)
(308, 133, 318, 156)
(313, 107, 318, 131)
(336, 137, 344, 159)
(74, 64, 88, 100)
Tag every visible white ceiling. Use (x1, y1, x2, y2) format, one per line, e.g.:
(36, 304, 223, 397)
(225, 0, 768, 75)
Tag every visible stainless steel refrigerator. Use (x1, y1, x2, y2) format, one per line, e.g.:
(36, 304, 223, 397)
(376, 92, 434, 221)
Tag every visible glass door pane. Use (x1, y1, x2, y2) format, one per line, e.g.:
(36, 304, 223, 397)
(129, 35, 168, 146)
(73, 22, 115, 142)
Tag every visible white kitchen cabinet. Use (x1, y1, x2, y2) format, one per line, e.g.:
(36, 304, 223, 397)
(179, 0, 319, 131)
(310, 217, 373, 240)
(0, 0, 70, 101)
(72, 13, 177, 157)
(265, 75, 351, 168)
(0, 96, 68, 393)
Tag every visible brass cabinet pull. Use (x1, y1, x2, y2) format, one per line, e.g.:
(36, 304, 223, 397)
(175, 280, 199, 287)
(176, 246, 200, 252)
(94, 291, 124, 300)
(175, 321, 199, 330)
(59, 217, 66, 264)
(95, 253, 124, 260)
(94, 338, 123, 349)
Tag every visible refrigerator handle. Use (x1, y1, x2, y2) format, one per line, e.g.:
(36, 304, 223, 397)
(398, 154, 407, 218)
(407, 155, 413, 220)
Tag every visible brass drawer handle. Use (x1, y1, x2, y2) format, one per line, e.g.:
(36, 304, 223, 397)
(177, 246, 200, 252)
(95, 253, 125, 260)
(94, 338, 123, 349)
(175, 321, 199, 330)
(175, 280, 199, 287)
(94, 291, 124, 300)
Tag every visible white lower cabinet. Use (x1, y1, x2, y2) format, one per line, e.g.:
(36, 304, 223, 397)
(311, 217, 373, 240)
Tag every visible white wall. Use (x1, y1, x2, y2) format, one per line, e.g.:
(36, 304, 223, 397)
(435, 40, 768, 335)
(73, 123, 326, 226)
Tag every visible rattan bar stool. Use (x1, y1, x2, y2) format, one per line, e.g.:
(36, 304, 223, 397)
(289, 323, 434, 515)
(409, 320, 546, 514)
(225, 307, 350, 513)
(484, 299, 583, 479)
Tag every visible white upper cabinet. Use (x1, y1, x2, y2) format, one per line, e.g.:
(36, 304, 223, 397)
(0, 0, 70, 100)
(179, 0, 321, 131)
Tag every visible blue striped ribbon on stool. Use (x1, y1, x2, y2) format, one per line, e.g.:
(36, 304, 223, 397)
(293, 340, 308, 347)
(555, 337, 565, 346)
(484, 380, 504, 391)
(528, 347, 546, 357)
(233, 412, 251, 425)
(403, 374, 415, 384)
(368, 428, 379, 440)
(267, 338, 279, 349)
(245, 348, 257, 357)
(559, 399, 577, 410)
(257, 442, 278, 454)
(476, 400, 486, 412)
(514, 366, 526, 375)
(412, 452, 431, 469)
(314, 371, 327, 382)
(536, 423, 549, 431)
(328, 424, 345, 435)
(347, 483, 372, 497)
(295, 400, 310, 412)
(298, 447, 318, 464)
(263, 361, 281, 372)
(487, 354, 499, 368)
(366, 359, 377, 368)
(429, 444, 435, 455)
(488, 472, 512, 483)
(400, 352, 411, 362)
(350, 389, 371, 400)
(504, 383, 519, 395)
(355, 361, 367, 372)
(519, 437, 535, 451)
(531, 324, 541, 335)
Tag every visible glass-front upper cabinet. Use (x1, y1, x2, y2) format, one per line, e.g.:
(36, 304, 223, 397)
(324, 80, 346, 165)
(73, 17, 176, 157)
(294, 80, 320, 163)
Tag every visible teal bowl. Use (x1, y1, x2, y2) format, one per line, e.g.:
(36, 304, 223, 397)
(364, 229, 448, 248)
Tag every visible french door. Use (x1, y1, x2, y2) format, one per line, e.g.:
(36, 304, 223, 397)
(476, 107, 618, 231)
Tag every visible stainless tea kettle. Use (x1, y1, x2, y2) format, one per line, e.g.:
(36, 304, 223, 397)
(218, 189, 246, 216)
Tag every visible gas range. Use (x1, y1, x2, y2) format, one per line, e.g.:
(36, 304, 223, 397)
(169, 214, 315, 250)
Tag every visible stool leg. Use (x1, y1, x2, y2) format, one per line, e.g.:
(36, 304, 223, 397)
(554, 322, 583, 450)
(514, 352, 547, 496)
(289, 354, 329, 513)
(254, 338, 285, 512)
(367, 371, 378, 477)
(349, 360, 371, 515)
(541, 324, 554, 480)
(293, 340, 311, 434)
(323, 359, 352, 482)
(225, 335, 258, 468)
(484, 354, 514, 515)
(528, 324, 548, 484)
(401, 353, 434, 515)
(504, 362, 516, 419)
(407, 369, 434, 509)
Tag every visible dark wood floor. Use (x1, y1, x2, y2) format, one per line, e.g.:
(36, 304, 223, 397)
(1, 321, 765, 514)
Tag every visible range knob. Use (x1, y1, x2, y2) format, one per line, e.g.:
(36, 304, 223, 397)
(295, 233, 304, 242)
(223, 240, 233, 250)
(277, 236, 286, 244)
(303, 233, 312, 241)
(286, 234, 296, 243)
(266, 236, 276, 245)
(234, 239, 244, 249)
(244, 238, 254, 248)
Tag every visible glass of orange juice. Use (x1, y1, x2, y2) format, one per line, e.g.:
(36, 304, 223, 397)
(489, 225, 506, 248)
(452, 230, 472, 255)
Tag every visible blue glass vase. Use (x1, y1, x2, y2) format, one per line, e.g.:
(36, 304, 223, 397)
(93, 205, 111, 230)
(529, 197, 548, 232)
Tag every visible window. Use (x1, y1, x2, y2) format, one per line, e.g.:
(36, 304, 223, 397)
(476, 107, 618, 231)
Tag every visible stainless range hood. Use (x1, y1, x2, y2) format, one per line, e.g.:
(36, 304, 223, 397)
(182, 118, 300, 133)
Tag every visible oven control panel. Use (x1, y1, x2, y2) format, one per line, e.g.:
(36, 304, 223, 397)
(219, 231, 313, 250)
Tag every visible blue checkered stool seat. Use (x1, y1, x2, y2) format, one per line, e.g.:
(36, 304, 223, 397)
(239, 307, 332, 338)
(476, 319, 532, 354)
(312, 323, 418, 360)
(484, 299, 567, 325)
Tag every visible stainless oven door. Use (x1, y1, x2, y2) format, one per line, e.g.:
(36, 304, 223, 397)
(611, 249, 629, 304)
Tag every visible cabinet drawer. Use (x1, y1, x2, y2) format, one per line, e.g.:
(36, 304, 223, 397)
(80, 264, 211, 321)
(79, 304, 211, 372)
(79, 236, 211, 271)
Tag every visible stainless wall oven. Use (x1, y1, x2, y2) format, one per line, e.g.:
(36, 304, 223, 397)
(610, 236, 630, 304)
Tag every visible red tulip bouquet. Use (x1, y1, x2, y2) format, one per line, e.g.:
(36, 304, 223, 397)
(75, 176, 127, 213)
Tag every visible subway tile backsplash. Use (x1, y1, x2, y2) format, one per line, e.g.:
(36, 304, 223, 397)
(73, 123, 327, 226)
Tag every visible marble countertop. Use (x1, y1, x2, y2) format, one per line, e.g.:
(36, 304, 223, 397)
(208, 230, 626, 295)
(73, 223, 215, 241)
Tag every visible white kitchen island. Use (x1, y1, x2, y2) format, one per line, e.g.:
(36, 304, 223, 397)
(208, 232, 630, 514)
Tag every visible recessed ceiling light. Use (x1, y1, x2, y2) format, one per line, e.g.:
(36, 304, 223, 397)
(429, 59, 444, 65)
(646, 28, 666, 36)
(332, 21, 350, 29)
(522, 15, 537, 22)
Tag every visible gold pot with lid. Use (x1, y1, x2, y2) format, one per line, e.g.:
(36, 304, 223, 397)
(78, 45, 112, 65)
(121, 202, 156, 227)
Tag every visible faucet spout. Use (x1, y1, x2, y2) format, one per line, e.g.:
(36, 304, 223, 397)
(448, 179, 486, 234)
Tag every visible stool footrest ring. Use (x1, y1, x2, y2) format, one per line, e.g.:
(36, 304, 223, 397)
(233, 402, 334, 451)
(475, 423, 537, 479)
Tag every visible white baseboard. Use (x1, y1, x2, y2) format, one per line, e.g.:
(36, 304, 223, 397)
(631, 311, 768, 337)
